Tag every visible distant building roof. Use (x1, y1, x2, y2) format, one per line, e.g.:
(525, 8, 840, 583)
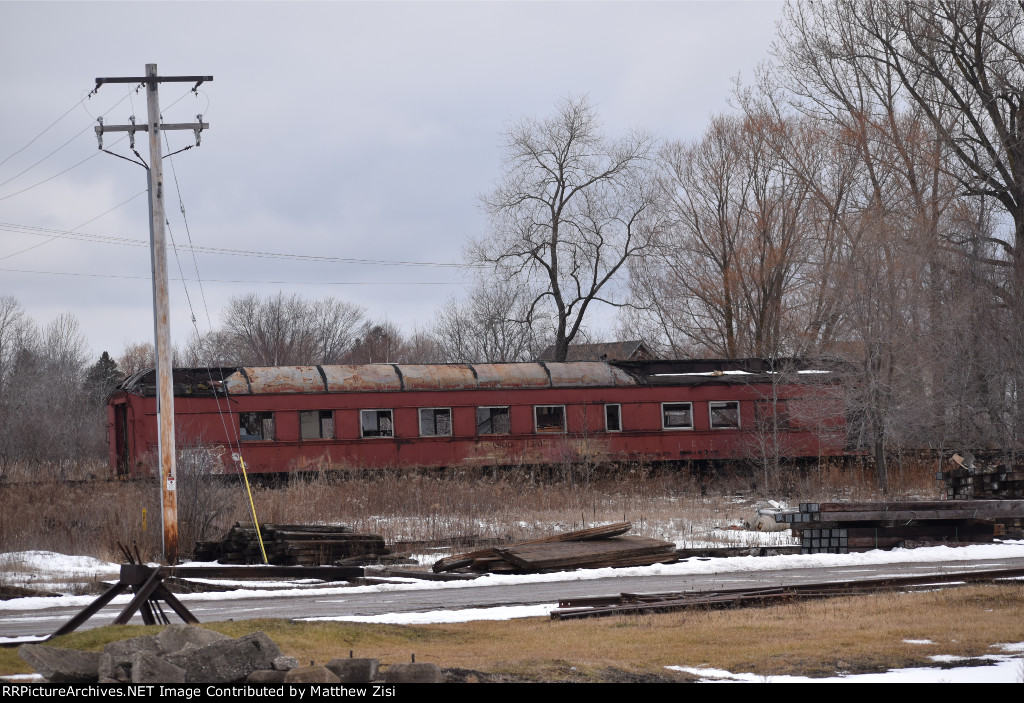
(537, 340, 655, 363)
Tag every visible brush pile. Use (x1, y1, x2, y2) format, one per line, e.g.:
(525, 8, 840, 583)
(194, 523, 390, 565)
(432, 521, 678, 574)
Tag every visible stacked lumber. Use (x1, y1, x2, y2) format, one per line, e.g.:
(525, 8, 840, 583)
(777, 500, 1024, 553)
(432, 522, 678, 574)
(937, 461, 1024, 500)
(194, 523, 390, 566)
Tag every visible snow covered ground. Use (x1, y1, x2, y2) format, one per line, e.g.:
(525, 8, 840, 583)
(3, 542, 1024, 682)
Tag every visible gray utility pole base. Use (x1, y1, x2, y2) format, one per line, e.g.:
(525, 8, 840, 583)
(93, 64, 212, 565)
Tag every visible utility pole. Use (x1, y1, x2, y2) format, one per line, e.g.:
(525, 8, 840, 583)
(94, 64, 212, 564)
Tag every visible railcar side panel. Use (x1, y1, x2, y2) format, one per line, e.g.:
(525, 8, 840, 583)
(109, 362, 847, 477)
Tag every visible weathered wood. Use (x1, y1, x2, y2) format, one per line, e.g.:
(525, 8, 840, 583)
(432, 521, 632, 572)
(495, 536, 675, 571)
(815, 500, 1024, 512)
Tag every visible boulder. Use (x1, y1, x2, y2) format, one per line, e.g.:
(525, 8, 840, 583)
(156, 625, 231, 655)
(272, 655, 300, 671)
(18, 645, 102, 683)
(131, 651, 187, 684)
(165, 631, 281, 683)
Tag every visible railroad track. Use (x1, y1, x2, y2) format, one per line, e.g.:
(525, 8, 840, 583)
(550, 566, 1024, 620)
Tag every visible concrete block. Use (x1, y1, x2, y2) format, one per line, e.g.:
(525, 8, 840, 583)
(326, 658, 379, 683)
(284, 666, 341, 683)
(247, 669, 287, 684)
(384, 662, 443, 684)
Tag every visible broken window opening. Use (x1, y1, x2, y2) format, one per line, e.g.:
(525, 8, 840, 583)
(419, 407, 452, 437)
(476, 406, 510, 435)
(534, 405, 566, 433)
(662, 403, 693, 430)
(301, 410, 334, 439)
(710, 401, 740, 429)
(754, 400, 789, 430)
(360, 409, 393, 438)
(605, 404, 622, 432)
(240, 411, 274, 441)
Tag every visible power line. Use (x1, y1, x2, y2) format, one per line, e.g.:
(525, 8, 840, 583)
(0, 134, 127, 202)
(0, 265, 461, 285)
(0, 189, 145, 262)
(0, 90, 138, 193)
(0, 219, 474, 267)
(0, 97, 86, 170)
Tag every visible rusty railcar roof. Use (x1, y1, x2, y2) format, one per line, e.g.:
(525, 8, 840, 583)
(116, 359, 836, 397)
(223, 362, 639, 395)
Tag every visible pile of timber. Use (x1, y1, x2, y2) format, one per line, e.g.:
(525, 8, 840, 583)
(777, 500, 1024, 553)
(937, 456, 1024, 500)
(194, 523, 390, 566)
(432, 521, 678, 574)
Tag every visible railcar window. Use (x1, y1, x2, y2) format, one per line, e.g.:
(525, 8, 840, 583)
(605, 404, 622, 432)
(710, 401, 740, 429)
(419, 408, 452, 437)
(754, 400, 789, 429)
(662, 403, 693, 430)
(240, 411, 274, 441)
(534, 405, 566, 433)
(360, 409, 393, 438)
(301, 410, 334, 439)
(477, 406, 510, 435)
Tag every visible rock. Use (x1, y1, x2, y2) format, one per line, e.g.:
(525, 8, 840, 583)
(103, 635, 162, 661)
(384, 662, 443, 683)
(97, 653, 130, 683)
(272, 656, 300, 671)
(247, 669, 287, 684)
(326, 658, 379, 683)
(165, 631, 281, 683)
(284, 666, 341, 683)
(132, 651, 187, 684)
(156, 625, 231, 655)
(99, 635, 164, 683)
(18, 644, 102, 683)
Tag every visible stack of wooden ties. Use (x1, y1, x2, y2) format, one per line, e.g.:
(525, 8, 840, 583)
(777, 500, 1024, 553)
(432, 522, 678, 574)
(194, 523, 390, 565)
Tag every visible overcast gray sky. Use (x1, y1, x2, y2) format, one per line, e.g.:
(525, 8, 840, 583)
(0, 0, 783, 362)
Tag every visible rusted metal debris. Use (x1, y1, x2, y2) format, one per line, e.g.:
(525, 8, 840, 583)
(432, 522, 677, 574)
(549, 566, 1024, 620)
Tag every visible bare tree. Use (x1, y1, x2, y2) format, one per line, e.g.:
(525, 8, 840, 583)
(220, 292, 365, 366)
(431, 277, 551, 363)
(344, 320, 408, 364)
(627, 112, 814, 359)
(0, 296, 34, 390)
(472, 95, 658, 361)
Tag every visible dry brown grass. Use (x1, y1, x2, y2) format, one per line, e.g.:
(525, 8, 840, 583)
(0, 457, 940, 562)
(2, 584, 1021, 681)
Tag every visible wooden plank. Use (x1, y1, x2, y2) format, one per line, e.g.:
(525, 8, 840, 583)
(495, 536, 675, 571)
(432, 521, 632, 572)
(815, 509, 1024, 521)
(815, 500, 1024, 512)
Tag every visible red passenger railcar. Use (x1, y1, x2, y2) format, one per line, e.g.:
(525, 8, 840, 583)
(106, 359, 847, 478)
